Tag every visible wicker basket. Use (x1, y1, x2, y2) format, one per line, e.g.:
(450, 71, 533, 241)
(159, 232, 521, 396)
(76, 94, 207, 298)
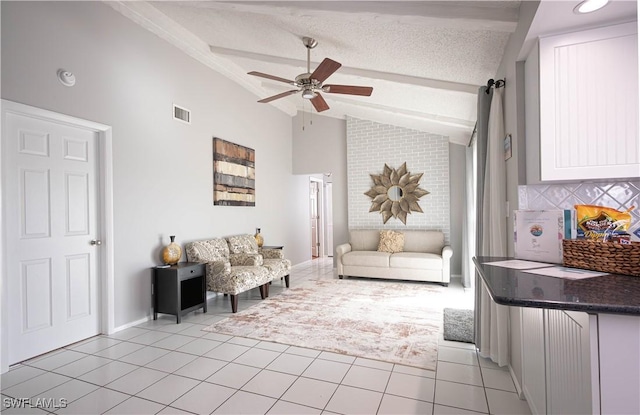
(562, 239, 640, 277)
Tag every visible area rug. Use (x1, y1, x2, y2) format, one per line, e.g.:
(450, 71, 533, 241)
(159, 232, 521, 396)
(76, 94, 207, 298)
(204, 279, 445, 370)
(443, 308, 474, 343)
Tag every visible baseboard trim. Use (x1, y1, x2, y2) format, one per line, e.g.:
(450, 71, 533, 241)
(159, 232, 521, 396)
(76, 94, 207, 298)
(509, 364, 525, 399)
(112, 315, 150, 333)
(291, 260, 310, 269)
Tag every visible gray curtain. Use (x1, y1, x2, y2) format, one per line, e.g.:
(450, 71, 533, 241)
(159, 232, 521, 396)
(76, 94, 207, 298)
(475, 86, 493, 255)
(473, 86, 493, 346)
(461, 141, 474, 289)
(473, 86, 509, 366)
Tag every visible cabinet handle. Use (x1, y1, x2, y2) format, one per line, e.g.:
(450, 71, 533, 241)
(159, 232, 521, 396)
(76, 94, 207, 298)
(190, 270, 194, 273)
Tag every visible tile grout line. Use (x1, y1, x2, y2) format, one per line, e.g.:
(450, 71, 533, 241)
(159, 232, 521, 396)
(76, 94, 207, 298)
(477, 349, 492, 415)
(376, 363, 397, 414)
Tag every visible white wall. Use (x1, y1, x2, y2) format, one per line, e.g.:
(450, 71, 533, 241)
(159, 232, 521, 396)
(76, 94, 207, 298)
(496, 0, 540, 257)
(1, 1, 308, 328)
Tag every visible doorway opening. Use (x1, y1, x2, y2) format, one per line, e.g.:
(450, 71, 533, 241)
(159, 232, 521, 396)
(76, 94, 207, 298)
(309, 174, 333, 260)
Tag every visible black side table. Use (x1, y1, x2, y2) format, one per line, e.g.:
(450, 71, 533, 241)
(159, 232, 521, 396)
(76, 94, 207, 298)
(153, 262, 206, 323)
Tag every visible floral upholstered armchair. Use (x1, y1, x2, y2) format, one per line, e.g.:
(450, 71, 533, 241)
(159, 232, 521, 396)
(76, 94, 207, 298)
(185, 237, 271, 313)
(185, 234, 292, 312)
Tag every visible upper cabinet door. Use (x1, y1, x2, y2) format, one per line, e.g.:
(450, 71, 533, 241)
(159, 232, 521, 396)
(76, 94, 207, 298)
(539, 22, 639, 181)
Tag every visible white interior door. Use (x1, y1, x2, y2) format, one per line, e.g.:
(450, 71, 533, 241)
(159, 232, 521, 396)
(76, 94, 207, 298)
(4, 110, 101, 364)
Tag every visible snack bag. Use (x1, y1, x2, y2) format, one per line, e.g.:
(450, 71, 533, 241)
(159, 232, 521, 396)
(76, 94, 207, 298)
(575, 204, 633, 241)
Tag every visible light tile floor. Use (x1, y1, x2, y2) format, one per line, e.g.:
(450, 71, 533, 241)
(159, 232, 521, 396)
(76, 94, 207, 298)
(1, 258, 531, 415)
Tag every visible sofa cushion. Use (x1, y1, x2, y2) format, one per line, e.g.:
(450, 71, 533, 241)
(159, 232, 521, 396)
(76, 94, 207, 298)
(224, 265, 272, 295)
(389, 252, 443, 270)
(262, 258, 292, 279)
(349, 229, 381, 251)
(227, 234, 259, 254)
(186, 238, 229, 262)
(377, 230, 405, 253)
(402, 230, 445, 254)
(230, 253, 263, 266)
(342, 251, 391, 268)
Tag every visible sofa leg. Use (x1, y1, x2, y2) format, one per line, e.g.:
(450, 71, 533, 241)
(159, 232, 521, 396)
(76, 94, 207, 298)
(259, 285, 266, 299)
(265, 282, 270, 297)
(230, 295, 238, 313)
(284, 275, 290, 288)
(339, 275, 344, 279)
(441, 283, 449, 287)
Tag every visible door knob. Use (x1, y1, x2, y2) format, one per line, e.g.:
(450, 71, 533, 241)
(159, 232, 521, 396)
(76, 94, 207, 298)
(90, 240, 102, 246)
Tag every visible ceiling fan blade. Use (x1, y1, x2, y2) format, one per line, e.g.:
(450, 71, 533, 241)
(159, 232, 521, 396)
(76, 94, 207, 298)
(310, 93, 330, 112)
(310, 58, 342, 83)
(324, 85, 373, 96)
(258, 90, 299, 103)
(248, 71, 295, 85)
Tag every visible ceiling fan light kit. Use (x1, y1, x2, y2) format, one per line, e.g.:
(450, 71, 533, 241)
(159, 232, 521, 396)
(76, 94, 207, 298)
(248, 37, 373, 112)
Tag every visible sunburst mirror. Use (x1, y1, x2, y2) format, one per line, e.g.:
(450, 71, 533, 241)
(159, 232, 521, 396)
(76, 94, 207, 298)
(364, 162, 429, 224)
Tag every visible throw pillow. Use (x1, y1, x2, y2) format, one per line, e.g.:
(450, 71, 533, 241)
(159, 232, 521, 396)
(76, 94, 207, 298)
(377, 230, 405, 253)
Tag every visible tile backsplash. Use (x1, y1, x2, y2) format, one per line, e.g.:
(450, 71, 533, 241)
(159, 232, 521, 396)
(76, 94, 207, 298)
(519, 181, 640, 241)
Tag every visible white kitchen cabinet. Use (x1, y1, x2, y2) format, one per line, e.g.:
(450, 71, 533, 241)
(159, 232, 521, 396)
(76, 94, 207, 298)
(533, 21, 639, 182)
(521, 308, 600, 414)
(545, 310, 598, 415)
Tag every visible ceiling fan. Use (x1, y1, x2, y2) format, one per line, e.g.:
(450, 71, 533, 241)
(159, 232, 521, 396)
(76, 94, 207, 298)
(248, 37, 373, 113)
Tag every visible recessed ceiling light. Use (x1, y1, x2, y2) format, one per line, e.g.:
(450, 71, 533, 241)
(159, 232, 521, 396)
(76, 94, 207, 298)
(574, 0, 610, 14)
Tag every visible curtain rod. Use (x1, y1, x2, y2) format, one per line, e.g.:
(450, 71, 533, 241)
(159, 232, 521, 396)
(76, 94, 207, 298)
(485, 78, 505, 94)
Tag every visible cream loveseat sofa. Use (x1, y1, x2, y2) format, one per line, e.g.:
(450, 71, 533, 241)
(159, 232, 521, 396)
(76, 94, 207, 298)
(186, 234, 291, 312)
(336, 229, 453, 286)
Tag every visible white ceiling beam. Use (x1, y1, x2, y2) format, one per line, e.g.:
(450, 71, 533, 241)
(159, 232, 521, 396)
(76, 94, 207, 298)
(312, 93, 475, 130)
(185, 1, 519, 32)
(319, 100, 474, 146)
(210, 45, 479, 94)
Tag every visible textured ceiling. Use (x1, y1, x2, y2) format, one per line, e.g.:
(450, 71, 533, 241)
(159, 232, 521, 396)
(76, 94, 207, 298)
(151, 1, 514, 85)
(112, 1, 523, 144)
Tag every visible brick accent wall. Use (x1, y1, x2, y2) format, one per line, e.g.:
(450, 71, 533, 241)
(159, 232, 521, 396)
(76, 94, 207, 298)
(347, 117, 450, 244)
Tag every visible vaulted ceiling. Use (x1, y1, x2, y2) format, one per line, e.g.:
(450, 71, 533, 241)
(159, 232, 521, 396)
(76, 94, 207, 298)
(109, 1, 523, 144)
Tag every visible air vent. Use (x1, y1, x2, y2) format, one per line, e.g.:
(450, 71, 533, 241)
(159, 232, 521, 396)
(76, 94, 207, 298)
(173, 104, 191, 124)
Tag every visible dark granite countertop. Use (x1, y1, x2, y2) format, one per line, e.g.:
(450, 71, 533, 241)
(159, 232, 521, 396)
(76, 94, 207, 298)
(474, 256, 640, 315)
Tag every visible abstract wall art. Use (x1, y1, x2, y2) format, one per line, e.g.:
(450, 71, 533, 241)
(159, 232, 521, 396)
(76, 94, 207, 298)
(213, 137, 255, 206)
